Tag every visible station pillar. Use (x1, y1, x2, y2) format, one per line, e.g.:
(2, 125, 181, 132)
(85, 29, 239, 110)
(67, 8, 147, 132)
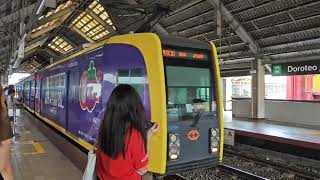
(0, 74, 5, 85)
(222, 79, 227, 110)
(251, 58, 265, 119)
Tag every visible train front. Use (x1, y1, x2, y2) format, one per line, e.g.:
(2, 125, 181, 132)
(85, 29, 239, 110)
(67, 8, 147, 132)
(161, 37, 223, 174)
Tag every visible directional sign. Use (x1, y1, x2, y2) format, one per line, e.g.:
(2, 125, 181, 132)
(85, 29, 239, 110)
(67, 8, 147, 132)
(272, 60, 320, 76)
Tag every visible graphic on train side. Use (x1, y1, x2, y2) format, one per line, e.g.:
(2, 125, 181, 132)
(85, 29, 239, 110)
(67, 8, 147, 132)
(79, 61, 103, 113)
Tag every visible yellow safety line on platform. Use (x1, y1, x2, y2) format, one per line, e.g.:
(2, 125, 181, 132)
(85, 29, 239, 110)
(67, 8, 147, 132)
(19, 141, 46, 156)
(35, 112, 94, 151)
(20, 131, 32, 135)
(21, 104, 94, 151)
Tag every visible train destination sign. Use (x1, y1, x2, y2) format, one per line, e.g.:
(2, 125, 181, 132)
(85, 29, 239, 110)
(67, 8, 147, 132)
(162, 49, 209, 60)
(272, 60, 320, 76)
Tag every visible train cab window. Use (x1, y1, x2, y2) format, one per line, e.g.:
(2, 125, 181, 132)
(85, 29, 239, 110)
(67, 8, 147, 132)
(166, 66, 216, 122)
(117, 68, 145, 99)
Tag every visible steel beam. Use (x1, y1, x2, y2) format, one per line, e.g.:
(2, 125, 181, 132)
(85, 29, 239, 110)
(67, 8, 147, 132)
(37, 4, 77, 26)
(240, 1, 320, 24)
(270, 49, 320, 60)
(217, 42, 247, 51)
(31, 12, 71, 39)
(0, 4, 36, 28)
(26, 34, 50, 47)
(169, 0, 204, 16)
(164, 0, 207, 21)
(219, 40, 320, 61)
(262, 38, 320, 54)
(266, 55, 320, 64)
(219, 57, 255, 65)
(207, 0, 259, 53)
(164, 10, 213, 30)
(125, 0, 169, 35)
(178, 21, 214, 37)
(153, 24, 169, 35)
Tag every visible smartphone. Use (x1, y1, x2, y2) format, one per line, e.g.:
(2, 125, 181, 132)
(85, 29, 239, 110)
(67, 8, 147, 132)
(145, 121, 155, 130)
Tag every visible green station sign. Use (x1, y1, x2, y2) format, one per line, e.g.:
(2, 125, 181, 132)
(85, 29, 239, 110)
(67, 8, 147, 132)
(272, 60, 320, 76)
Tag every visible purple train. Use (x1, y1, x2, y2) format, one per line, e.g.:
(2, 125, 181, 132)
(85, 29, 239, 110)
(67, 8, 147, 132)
(16, 33, 224, 175)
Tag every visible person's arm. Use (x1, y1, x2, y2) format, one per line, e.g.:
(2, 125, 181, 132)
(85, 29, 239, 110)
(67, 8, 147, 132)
(12, 96, 20, 108)
(136, 124, 159, 175)
(0, 94, 7, 119)
(146, 124, 159, 156)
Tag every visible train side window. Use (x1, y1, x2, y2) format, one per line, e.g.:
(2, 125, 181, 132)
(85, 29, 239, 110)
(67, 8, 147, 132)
(117, 68, 145, 99)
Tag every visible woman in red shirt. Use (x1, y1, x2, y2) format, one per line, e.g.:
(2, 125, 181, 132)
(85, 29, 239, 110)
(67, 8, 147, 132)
(0, 86, 14, 180)
(97, 84, 159, 180)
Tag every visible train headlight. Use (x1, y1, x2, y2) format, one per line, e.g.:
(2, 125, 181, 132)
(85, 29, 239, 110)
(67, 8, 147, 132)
(210, 128, 219, 154)
(168, 134, 180, 160)
(170, 134, 177, 142)
(211, 128, 219, 137)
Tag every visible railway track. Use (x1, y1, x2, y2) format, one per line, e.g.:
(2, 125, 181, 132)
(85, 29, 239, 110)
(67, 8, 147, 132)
(218, 164, 268, 180)
(163, 174, 189, 180)
(225, 150, 320, 180)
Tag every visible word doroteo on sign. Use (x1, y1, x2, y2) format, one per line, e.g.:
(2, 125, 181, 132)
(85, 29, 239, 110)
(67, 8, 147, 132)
(287, 65, 318, 73)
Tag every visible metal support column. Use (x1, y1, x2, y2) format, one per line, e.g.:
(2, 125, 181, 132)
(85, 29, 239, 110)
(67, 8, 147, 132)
(251, 58, 265, 119)
(222, 78, 227, 110)
(0, 74, 3, 85)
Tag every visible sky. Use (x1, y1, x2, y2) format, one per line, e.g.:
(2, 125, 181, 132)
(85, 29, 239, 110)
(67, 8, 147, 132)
(8, 73, 30, 85)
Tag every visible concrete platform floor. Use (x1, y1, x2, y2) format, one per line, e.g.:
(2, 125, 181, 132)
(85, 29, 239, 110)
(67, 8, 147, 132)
(224, 111, 320, 147)
(11, 110, 82, 180)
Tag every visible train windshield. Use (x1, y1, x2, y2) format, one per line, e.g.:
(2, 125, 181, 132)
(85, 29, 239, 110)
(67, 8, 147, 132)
(166, 66, 216, 122)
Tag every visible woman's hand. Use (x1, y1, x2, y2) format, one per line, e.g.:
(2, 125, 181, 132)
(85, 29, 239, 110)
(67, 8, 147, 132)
(0, 94, 7, 119)
(147, 123, 159, 138)
(0, 94, 6, 109)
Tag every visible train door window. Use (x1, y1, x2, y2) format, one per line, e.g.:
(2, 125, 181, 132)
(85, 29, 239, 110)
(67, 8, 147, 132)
(31, 81, 35, 96)
(117, 68, 145, 99)
(24, 81, 30, 99)
(45, 73, 66, 108)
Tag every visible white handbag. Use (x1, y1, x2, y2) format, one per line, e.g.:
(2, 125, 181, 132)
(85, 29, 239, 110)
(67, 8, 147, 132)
(82, 150, 97, 180)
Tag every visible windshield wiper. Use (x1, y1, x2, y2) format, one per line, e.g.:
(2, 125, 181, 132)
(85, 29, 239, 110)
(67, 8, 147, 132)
(191, 111, 202, 127)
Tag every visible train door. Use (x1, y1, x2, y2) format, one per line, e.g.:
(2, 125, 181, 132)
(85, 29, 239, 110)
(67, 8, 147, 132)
(66, 66, 81, 133)
(24, 81, 31, 108)
(40, 71, 68, 128)
(35, 74, 42, 114)
(40, 75, 45, 115)
(65, 70, 71, 131)
(30, 76, 36, 111)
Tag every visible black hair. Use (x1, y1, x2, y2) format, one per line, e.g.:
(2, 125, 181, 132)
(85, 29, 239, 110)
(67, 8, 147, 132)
(8, 89, 15, 95)
(98, 84, 147, 159)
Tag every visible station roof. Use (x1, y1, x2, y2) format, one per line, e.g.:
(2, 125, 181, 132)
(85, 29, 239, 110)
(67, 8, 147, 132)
(0, 0, 319, 76)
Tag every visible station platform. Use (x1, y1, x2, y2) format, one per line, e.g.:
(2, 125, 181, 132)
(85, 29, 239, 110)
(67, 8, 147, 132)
(9, 109, 82, 180)
(224, 111, 320, 159)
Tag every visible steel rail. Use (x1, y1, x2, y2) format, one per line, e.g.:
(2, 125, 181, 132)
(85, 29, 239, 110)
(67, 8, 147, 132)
(218, 164, 269, 180)
(225, 150, 320, 180)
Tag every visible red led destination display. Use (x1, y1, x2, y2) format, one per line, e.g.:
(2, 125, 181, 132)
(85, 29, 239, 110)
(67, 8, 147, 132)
(162, 49, 209, 61)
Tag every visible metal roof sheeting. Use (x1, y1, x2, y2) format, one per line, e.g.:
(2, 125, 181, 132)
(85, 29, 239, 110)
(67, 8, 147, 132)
(1, 0, 320, 73)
